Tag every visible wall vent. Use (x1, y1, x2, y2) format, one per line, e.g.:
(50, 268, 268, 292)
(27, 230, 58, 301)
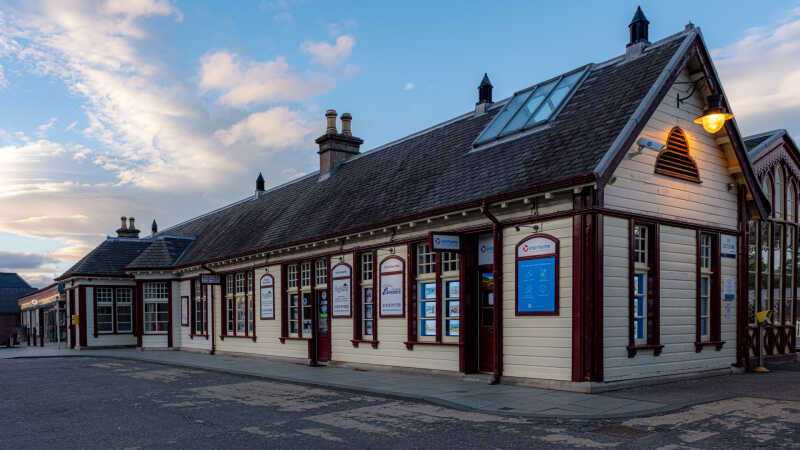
(654, 127, 701, 183)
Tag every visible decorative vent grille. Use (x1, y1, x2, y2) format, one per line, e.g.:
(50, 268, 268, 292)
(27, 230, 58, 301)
(654, 127, 700, 183)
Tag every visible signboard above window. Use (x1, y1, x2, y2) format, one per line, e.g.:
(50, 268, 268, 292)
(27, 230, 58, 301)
(201, 274, 221, 285)
(429, 232, 461, 252)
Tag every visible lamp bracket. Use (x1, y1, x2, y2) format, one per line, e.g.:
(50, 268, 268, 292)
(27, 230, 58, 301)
(675, 76, 708, 108)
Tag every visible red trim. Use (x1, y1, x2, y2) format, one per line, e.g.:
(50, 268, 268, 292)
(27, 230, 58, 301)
(493, 222, 503, 378)
(378, 255, 405, 318)
(210, 282, 216, 354)
(252, 269, 257, 342)
(403, 341, 458, 347)
(135, 281, 143, 347)
(259, 273, 276, 320)
(167, 281, 173, 348)
(330, 263, 353, 318)
(514, 233, 560, 316)
(434, 252, 442, 342)
(92, 286, 98, 338)
(90, 285, 135, 336)
(352, 251, 362, 344)
(280, 265, 288, 342)
(406, 243, 415, 349)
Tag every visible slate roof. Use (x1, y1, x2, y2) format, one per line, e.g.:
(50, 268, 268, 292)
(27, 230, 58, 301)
(124, 31, 687, 270)
(744, 129, 788, 158)
(56, 238, 152, 281)
(127, 236, 195, 268)
(0, 273, 34, 314)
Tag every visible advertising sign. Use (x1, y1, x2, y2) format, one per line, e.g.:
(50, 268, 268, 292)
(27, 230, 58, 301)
(478, 233, 494, 266)
(517, 257, 557, 313)
(260, 275, 274, 319)
(201, 274, 221, 285)
(723, 277, 736, 301)
(380, 273, 404, 316)
(721, 235, 736, 258)
(332, 278, 351, 317)
(430, 233, 461, 251)
(517, 237, 557, 258)
(181, 296, 189, 326)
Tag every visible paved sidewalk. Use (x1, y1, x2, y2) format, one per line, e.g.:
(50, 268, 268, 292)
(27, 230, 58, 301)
(0, 346, 668, 418)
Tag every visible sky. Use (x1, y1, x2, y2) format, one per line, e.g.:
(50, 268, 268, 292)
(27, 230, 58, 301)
(1, 0, 799, 287)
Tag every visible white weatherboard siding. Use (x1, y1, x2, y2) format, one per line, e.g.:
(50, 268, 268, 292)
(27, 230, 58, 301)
(603, 219, 738, 381)
(502, 217, 573, 381)
(604, 68, 738, 231)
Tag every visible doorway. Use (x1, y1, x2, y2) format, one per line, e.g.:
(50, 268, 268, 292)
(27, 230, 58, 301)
(478, 270, 496, 372)
(315, 289, 331, 362)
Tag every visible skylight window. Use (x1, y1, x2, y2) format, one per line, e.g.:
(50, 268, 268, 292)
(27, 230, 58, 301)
(474, 67, 588, 146)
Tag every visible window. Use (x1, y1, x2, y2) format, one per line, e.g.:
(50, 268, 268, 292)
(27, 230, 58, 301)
(474, 68, 586, 145)
(315, 259, 327, 285)
(786, 226, 794, 325)
(417, 243, 435, 275)
(143, 282, 169, 334)
(764, 176, 774, 217)
(361, 253, 373, 281)
(301, 262, 311, 287)
(774, 224, 783, 324)
(116, 288, 132, 333)
(747, 221, 758, 325)
(193, 280, 206, 335)
(654, 127, 701, 183)
(629, 223, 661, 356)
(441, 252, 459, 273)
(788, 183, 796, 223)
(287, 265, 297, 288)
(776, 167, 785, 219)
(95, 288, 114, 333)
(363, 287, 374, 336)
(302, 292, 313, 337)
(289, 294, 299, 335)
(699, 234, 712, 341)
(226, 275, 233, 295)
(225, 271, 255, 337)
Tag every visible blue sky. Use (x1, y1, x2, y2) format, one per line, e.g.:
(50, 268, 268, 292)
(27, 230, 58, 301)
(1, 0, 799, 287)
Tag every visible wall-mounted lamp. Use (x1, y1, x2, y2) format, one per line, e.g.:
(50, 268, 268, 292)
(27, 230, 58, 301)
(693, 93, 733, 134)
(338, 256, 344, 263)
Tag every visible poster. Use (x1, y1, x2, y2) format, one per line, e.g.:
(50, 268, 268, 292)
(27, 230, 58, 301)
(422, 301, 436, 318)
(421, 282, 436, 300)
(478, 233, 494, 266)
(422, 319, 436, 336)
(447, 300, 460, 317)
(723, 277, 736, 301)
(446, 280, 460, 299)
(181, 296, 189, 326)
(447, 320, 460, 336)
(721, 235, 736, 258)
(332, 278, 351, 317)
(380, 273, 404, 316)
(260, 275, 274, 319)
(517, 256, 557, 313)
(724, 298, 735, 321)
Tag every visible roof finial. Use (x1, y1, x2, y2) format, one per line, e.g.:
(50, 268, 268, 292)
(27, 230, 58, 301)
(152, 219, 158, 234)
(477, 73, 493, 105)
(628, 6, 650, 46)
(256, 172, 265, 192)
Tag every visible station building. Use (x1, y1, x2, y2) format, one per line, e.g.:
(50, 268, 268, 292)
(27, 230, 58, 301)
(18, 283, 65, 346)
(57, 11, 798, 390)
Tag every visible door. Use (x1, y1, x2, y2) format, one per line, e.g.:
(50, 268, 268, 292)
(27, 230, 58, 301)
(478, 271, 495, 372)
(316, 289, 331, 362)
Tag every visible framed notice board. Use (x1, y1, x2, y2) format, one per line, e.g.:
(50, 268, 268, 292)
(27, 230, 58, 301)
(515, 234, 559, 316)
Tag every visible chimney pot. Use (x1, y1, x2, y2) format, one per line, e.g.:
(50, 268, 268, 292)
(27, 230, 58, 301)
(341, 113, 352, 136)
(129, 217, 136, 231)
(120, 216, 128, 231)
(325, 109, 338, 134)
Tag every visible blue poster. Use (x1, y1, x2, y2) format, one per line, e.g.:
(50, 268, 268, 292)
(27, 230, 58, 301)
(517, 257, 556, 313)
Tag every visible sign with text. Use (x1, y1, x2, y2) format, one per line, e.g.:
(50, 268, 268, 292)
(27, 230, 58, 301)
(516, 235, 559, 315)
(721, 235, 736, 258)
(478, 232, 494, 266)
(181, 296, 189, 326)
(380, 273, 404, 317)
(430, 233, 461, 251)
(331, 264, 352, 317)
(201, 274, 221, 285)
(260, 275, 274, 319)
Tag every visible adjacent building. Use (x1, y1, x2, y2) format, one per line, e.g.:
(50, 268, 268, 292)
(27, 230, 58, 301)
(0, 273, 35, 346)
(18, 283, 65, 346)
(57, 10, 797, 390)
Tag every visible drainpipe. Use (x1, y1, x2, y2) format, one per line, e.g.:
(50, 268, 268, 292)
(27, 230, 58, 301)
(481, 201, 503, 385)
(202, 264, 217, 355)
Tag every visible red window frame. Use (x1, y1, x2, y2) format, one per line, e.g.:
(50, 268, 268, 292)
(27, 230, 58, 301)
(92, 285, 135, 337)
(695, 231, 724, 352)
(220, 270, 257, 340)
(627, 221, 663, 357)
(352, 250, 378, 348)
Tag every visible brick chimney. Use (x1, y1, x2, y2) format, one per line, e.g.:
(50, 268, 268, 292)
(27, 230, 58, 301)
(315, 109, 363, 177)
(116, 216, 140, 238)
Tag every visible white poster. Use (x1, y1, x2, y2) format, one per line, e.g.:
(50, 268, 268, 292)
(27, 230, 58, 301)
(721, 235, 736, 258)
(723, 277, 736, 300)
(478, 232, 494, 266)
(260, 275, 274, 319)
(380, 273, 404, 316)
(332, 278, 351, 317)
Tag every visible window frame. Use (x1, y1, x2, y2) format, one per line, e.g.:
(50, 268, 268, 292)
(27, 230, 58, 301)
(352, 251, 378, 347)
(408, 242, 461, 346)
(695, 232, 723, 351)
(142, 281, 169, 335)
(221, 270, 256, 339)
(191, 278, 208, 337)
(93, 286, 134, 336)
(627, 221, 662, 357)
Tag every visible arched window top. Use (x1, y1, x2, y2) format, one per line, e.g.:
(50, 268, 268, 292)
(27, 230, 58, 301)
(654, 127, 701, 183)
(775, 165, 784, 218)
(788, 182, 796, 222)
(763, 174, 774, 216)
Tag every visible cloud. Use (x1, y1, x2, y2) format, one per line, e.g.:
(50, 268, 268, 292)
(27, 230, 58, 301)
(0, 251, 58, 270)
(404, 82, 415, 91)
(199, 51, 335, 107)
(301, 35, 355, 67)
(280, 167, 306, 181)
(65, 120, 77, 131)
(214, 107, 311, 149)
(713, 10, 800, 135)
(102, 0, 182, 21)
(0, 64, 6, 88)
(36, 117, 57, 138)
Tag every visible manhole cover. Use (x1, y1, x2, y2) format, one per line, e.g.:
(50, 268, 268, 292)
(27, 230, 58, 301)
(591, 425, 653, 439)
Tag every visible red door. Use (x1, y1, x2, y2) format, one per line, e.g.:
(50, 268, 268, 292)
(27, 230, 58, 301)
(316, 290, 331, 362)
(68, 292, 76, 349)
(479, 271, 495, 372)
